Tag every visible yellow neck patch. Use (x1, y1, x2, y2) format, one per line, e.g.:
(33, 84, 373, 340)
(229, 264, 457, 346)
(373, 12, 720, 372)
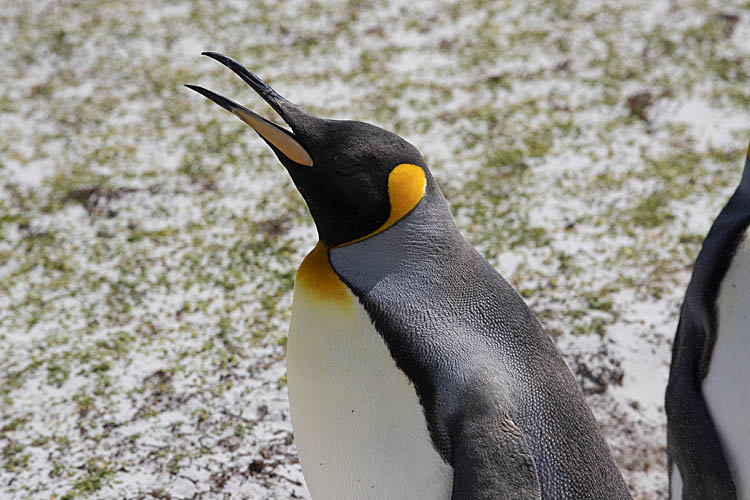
(340, 163, 426, 246)
(296, 241, 351, 304)
(295, 163, 426, 303)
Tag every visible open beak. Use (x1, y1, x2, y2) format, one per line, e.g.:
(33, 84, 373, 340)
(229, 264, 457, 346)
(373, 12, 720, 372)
(186, 52, 313, 167)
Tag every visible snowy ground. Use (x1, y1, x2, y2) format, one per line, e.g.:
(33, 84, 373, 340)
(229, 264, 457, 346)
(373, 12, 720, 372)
(1, 0, 749, 498)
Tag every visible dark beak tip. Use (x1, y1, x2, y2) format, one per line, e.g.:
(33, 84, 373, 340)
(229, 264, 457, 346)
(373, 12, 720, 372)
(200, 51, 227, 63)
(196, 51, 293, 120)
(188, 54, 314, 167)
(184, 84, 202, 96)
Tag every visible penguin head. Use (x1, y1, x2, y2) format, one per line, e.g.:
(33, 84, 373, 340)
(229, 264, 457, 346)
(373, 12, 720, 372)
(187, 53, 429, 247)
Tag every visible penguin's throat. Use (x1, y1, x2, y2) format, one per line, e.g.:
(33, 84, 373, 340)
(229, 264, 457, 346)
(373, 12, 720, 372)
(296, 241, 351, 304)
(295, 164, 426, 301)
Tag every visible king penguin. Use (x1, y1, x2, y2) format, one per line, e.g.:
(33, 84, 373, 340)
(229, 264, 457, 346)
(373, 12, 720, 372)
(187, 52, 632, 500)
(666, 143, 750, 500)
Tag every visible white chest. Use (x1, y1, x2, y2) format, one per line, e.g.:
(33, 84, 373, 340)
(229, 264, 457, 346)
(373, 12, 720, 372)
(703, 231, 750, 499)
(286, 282, 453, 500)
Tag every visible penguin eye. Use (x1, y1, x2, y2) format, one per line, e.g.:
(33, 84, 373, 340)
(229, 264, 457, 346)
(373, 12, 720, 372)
(332, 153, 360, 175)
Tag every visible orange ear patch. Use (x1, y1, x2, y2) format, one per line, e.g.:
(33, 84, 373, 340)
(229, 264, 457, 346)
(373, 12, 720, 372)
(383, 163, 427, 230)
(341, 163, 426, 246)
(296, 242, 351, 304)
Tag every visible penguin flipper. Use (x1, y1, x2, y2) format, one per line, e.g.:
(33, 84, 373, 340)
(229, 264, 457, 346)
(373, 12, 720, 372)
(666, 317, 738, 499)
(450, 409, 541, 500)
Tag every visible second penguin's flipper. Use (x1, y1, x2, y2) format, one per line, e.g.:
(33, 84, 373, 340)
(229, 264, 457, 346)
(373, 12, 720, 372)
(666, 326, 737, 500)
(449, 392, 541, 500)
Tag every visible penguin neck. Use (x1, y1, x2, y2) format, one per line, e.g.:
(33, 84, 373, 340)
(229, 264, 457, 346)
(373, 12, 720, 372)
(328, 177, 467, 296)
(363, 174, 461, 254)
(295, 174, 458, 306)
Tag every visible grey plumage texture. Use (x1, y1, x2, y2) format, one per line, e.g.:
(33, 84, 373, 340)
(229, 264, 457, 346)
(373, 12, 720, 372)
(331, 171, 632, 500)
